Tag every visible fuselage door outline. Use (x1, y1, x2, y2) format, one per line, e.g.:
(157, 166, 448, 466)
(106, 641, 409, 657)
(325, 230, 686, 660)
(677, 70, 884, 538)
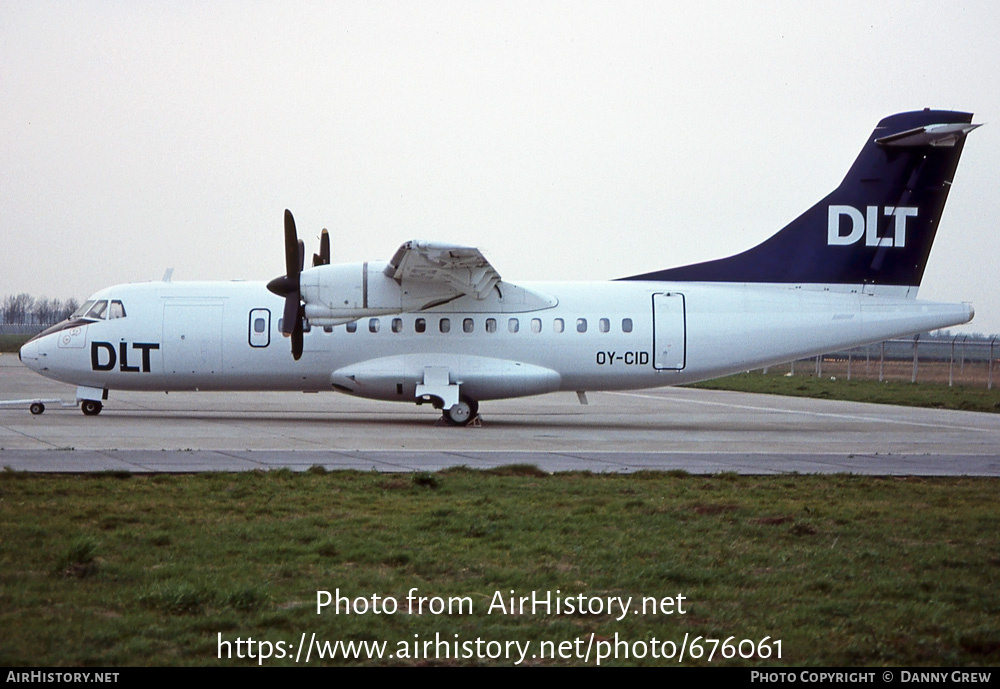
(652, 292, 686, 370)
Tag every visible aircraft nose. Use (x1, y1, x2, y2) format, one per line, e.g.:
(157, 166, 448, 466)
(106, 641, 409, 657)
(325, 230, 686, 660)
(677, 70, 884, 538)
(19, 339, 40, 367)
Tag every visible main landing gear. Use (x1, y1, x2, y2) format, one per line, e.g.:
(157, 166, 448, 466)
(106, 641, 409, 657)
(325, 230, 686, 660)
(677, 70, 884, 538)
(442, 397, 479, 426)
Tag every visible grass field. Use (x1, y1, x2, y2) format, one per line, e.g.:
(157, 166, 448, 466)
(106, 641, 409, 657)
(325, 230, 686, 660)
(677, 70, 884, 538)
(1, 469, 998, 666)
(690, 367, 1000, 414)
(0, 334, 30, 353)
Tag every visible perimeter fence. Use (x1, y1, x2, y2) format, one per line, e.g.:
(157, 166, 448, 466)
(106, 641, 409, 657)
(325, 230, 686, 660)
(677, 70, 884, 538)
(0, 324, 50, 335)
(767, 336, 999, 389)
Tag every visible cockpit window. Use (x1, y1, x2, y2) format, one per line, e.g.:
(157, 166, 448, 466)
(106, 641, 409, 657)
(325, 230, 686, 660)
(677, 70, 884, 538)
(109, 300, 126, 319)
(84, 300, 108, 320)
(72, 300, 96, 319)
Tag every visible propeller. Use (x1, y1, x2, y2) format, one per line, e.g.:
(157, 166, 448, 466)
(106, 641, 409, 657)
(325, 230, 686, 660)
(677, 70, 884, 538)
(266, 209, 306, 360)
(313, 229, 330, 267)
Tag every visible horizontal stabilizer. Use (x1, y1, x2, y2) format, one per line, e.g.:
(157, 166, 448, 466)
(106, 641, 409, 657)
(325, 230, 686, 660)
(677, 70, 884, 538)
(876, 122, 982, 148)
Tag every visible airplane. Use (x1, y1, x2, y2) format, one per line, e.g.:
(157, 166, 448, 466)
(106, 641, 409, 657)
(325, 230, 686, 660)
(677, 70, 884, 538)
(17, 109, 981, 425)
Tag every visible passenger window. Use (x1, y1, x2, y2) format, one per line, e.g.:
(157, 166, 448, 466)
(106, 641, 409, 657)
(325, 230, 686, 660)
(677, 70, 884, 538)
(485, 318, 497, 333)
(415, 318, 426, 333)
(392, 318, 402, 333)
(463, 318, 474, 333)
(599, 318, 609, 333)
(109, 300, 126, 319)
(531, 318, 541, 333)
(439, 318, 450, 333)
(249, 308, 271, 348)
(554, 318, 564, 333)
(346, 321, 357, 333)
(622, 318, 633, 333)
(369, 318, 380, 333)
(508, 318, 519, 333)
(577, 318, 587, 333)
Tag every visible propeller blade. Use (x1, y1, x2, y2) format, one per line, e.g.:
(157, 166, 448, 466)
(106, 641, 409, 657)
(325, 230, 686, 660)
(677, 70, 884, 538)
(320, 228, 330, 265)
(270, 209, 308, 360)
(291, 306, 304, 360)
(313, 229, 330, 267)
(283, 209, 299, 278)
(282, 293, 299, 336)
(269, 209, 302, 298)
(313, 228, 331, 267)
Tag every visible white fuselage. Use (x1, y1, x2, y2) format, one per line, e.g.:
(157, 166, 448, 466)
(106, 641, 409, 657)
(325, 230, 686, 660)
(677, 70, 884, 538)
(19, 279, 974, 406)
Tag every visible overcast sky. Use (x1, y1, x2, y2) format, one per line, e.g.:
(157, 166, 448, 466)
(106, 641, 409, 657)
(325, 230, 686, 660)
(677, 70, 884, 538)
(2, 1, 998, 335)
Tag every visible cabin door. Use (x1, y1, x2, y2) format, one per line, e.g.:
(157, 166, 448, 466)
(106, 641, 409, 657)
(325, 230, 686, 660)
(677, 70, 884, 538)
(652, 292, 686, 370)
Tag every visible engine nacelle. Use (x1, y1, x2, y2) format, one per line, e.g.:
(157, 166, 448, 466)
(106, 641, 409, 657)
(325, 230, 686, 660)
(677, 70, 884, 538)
(300, 262, 455, 324)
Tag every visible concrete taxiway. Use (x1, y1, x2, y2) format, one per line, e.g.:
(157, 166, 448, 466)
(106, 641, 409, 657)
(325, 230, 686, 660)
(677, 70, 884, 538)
(1, 356, 998, 475)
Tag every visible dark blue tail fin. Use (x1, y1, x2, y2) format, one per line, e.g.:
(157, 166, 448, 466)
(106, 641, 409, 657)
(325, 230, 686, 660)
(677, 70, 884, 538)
(622, 110, 979, 293)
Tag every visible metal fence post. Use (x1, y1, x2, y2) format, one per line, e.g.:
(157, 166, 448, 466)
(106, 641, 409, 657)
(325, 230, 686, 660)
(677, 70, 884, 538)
(990, 337, 997, 391)
(949, 335, 957, 387)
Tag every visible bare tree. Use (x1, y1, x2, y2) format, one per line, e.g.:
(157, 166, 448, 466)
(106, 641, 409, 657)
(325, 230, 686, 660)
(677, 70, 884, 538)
(33, 297, 54, 325)
(2, 293, 35, 325)
(60, 298, 79, 320)
(2, 294, 80, 325)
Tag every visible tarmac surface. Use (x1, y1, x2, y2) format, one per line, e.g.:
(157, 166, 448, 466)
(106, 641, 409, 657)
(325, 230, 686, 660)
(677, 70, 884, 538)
(1, 355, 998, 475)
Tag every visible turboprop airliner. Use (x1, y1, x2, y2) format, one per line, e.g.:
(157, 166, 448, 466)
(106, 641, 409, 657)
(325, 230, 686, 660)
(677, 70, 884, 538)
(18, 110, 980, 424)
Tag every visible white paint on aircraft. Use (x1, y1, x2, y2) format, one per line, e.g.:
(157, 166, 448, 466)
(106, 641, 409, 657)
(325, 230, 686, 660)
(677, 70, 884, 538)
(18, 111, 982, 424)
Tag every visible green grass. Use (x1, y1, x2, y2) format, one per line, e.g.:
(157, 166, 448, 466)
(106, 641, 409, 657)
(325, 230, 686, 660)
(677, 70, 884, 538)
(0, 333, 31, 352)
(1, 470, 997, 666)
(690, 372, 1000, 413)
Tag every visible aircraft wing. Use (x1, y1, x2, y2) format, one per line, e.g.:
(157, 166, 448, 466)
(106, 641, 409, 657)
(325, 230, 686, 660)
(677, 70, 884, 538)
(384, 241, 501, 300)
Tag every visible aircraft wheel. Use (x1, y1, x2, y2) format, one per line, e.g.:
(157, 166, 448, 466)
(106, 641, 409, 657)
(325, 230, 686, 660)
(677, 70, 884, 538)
(81, 400, 103, 416)
(443, 397, 478, 426)
(29, 402, 45, 415)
